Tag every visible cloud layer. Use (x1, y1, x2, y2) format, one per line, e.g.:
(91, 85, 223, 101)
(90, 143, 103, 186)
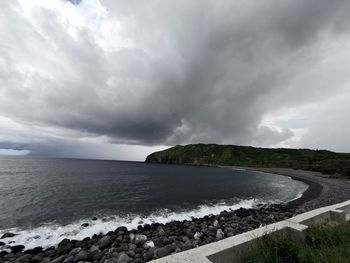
(1, 0, 350, 159)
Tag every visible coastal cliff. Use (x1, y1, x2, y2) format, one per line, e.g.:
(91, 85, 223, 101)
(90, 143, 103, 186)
(145, 144, 350, 177)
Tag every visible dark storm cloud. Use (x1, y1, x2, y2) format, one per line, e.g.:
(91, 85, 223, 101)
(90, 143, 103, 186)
(1, 0, 350, 156)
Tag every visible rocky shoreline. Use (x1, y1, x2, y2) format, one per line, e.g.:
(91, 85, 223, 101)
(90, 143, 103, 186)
(1, 167, 350, 263)
(0, 204, 295, 263)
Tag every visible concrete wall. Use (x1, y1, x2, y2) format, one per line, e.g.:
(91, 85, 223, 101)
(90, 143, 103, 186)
(152, 200, 350, 263)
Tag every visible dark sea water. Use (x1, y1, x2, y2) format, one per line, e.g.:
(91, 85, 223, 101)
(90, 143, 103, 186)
(0, 156, 307, 248)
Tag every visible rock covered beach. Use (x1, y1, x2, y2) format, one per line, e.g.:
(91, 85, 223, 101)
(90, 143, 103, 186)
(0, 204, 294, 263)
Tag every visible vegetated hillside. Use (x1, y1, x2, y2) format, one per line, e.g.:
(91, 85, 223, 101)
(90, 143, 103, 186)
(145, 144, 350, 177)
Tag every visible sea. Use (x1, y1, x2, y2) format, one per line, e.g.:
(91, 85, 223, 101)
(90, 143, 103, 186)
(0, 156, 308, 248)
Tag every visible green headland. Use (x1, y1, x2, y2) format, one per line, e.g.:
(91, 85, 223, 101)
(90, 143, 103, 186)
(145, 144, 350, 177)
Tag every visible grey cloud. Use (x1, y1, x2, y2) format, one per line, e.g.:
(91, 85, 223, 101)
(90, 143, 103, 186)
(269, 0, 349, 48)
(252, 126, 294, 147)
(1, 0, 350, 156)
(298, 93, 350, 153)
(0, 141, 29, 151)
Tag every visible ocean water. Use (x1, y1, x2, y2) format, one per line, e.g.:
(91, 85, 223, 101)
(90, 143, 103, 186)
(0, 156, 308, 248)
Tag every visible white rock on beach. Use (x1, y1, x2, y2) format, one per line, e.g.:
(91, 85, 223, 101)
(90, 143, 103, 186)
(129, 233, 135, 243)
(193, 232, 203, 240)
(134, 234, 147, 244)
(216, 229, 224, 240)
(143, 240, 155, 249)
(213, 219, 219, 227)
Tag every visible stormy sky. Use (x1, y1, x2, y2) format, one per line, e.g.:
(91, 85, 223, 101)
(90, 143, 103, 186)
(1, 0, 350, 160)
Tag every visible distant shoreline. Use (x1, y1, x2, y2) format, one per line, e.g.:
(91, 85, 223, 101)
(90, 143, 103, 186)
(259, 169, 323, 208)
(222, 166, 350, 212)
(249, 168, 322, 208)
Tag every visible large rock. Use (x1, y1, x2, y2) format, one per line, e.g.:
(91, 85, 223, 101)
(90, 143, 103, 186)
(0, 250, 8, 257)
(115, 244, 129, 253)
(143, 249, 154, 261)
(98, 236, 111, 249)
(134, 234, 147, 245)
(44, 248, 56, 257)
(1, 232, 16, 239)
(115, 226, 128, 233)
(51, 255, 66, 263)
(57, 243, 74, 255)
(58, 238, 71, 247)
(30, 246, 43, 254)
(117, 252, 130, 263)
(157, 227, 166, 236)
(93, 250, 106, 261)
(74, 249, 88, 262)
(143, 240, 155, 249)
(216, 229, 224, 240)
(89, 245, 99, 252)
(68, 247, 81, 256)
(15, 254, 31, 263)
(193, 232, 202, 240)
(156, 247, 171, 258)
(128, 244, 137, 251)
(213, 219, 219, 227)
(129, 233, 135, 243)
(11, 244, 25, 253)
(126, 250, 135, 257)
(63, 256, 74, 263)
(31, 254, 44, 263)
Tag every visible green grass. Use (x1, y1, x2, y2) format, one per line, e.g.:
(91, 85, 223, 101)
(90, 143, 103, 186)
(241, 221, 350, 263)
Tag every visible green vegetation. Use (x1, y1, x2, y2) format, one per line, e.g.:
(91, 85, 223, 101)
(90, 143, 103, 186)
(145, 144, 350, 177)
(241, 221, 350, 263)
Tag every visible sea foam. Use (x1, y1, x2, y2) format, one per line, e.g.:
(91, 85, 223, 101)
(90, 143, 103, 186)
(0, 199, 258, 249)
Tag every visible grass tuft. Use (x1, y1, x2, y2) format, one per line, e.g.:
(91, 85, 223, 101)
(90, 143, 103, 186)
(241, 221, 350, 263)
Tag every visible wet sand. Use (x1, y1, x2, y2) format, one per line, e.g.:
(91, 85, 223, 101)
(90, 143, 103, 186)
(235, 167, 350, 212)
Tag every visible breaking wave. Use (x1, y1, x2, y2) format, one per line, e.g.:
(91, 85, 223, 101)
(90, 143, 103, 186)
(0, 199, 259, 249)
